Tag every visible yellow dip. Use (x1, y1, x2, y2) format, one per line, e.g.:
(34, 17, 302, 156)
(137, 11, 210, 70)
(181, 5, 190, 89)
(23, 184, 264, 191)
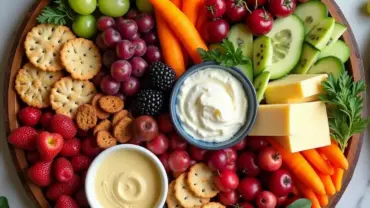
(94, 149, 162, 208)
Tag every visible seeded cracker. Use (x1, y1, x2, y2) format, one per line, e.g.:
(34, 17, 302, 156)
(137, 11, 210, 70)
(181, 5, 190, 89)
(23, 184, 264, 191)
(167, 181, 184, 208)
(50, 77, 96, 118)
(61, 38, 102, 80)
(96, 131, 117, 149)
(15, 62, 63, 108)
(187, 163, 219, 198)
(76, 104, 97, 131)
(25, 24, 75, 71)
(174, 173, 210, 208)
(92, 93, 110, 120)
(201, 202, 226, 208)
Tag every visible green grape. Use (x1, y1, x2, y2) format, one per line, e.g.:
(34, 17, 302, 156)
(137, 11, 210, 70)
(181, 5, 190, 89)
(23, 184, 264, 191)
(98, 0, 130, 17)
(136, 0, 153, 12)
(68, 0, 97, 15)
(72, 15, 97, 38)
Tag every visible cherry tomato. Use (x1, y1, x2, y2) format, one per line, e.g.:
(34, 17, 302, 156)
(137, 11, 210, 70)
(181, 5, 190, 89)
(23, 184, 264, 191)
(247, 0, 268, 8)
(237, 177, 262, 201)
(245, 9, 273, 36)
(205, 0, 227, 18)
(247, 136, 269, 152)
(224, 148, 237, 164)
(207, 150, 228, 171)
(168, 150, 191, 173)
(255, 191, 277, 208)
(189, 146, 208, 161)
(268, 169, 293, 197)
(224, 162, 237, 172)
(169, 133, 188, 150)
(219, 190, 238, 206)
(258, 147, 282, 171)
(268, 0, 296, 18)
(146, 133, 169, 155)
(215, 170, 239, 192)
(237, 151, 261, 177)
(206, 19, 230, 43)
(225, 0, 247, 22)
(233, 138, 247, 151)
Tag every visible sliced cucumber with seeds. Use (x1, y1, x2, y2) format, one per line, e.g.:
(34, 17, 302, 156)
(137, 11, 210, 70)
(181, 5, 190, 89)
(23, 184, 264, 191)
(318, 40, 350, 63)
(265, 15, 305, 79)
(253, 36, 273, 76)
(236, 63, 253, 82)
(308, 56, 345, 78)
(253, 71, 271, 103)
(295, 0, 328, 34)
(292, 43, 320, 74)
(324, 23, 347, 48)
(228, 24, 253, 58)
(305, 17, 335, 50)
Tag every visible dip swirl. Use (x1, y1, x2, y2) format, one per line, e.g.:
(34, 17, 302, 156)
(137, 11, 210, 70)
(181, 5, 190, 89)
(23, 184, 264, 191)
(177, 68, 248, 142)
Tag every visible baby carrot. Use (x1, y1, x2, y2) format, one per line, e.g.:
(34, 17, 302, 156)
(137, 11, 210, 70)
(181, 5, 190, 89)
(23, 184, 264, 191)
(170, 0, 182, 8)
(318, 173, 336, 196)
(318, 143, 349, 170)
(316, 194, 329, 207)
(295, 180, 321, 208)
(331, 168, 344, 192)
(302, 149, 334, 175)
(182, 0, 204, 25)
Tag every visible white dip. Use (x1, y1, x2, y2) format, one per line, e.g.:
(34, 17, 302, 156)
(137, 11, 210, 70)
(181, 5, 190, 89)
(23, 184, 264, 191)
(177, 68, 248, 143)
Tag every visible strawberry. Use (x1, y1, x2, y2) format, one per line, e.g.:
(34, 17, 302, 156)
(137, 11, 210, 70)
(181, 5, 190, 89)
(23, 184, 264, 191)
(71, 155, 91, 172)
(8, 126, 38, 150)
(27, 161, 52, 187)
(53, 157, 74, 182)
(75, 189, 89, 207)
(18, 107, 42, 127)
(81, 137, 102, 158)
(50, 114, 77, 140)
(60, 138, 81, 157)
(46, 174, 81, 201)
(55, 195, 79, 208)
(40, 112, 54, 129)
(26, 151, 40, 164)
(37, 131, 64, 161)
(157, 113, 174, 133)
(80, 170, 88, 186)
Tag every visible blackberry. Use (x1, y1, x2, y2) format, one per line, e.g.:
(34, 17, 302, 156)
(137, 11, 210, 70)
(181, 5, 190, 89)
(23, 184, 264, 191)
(131, 89, 164, 117)
(148, 62, 176, 91)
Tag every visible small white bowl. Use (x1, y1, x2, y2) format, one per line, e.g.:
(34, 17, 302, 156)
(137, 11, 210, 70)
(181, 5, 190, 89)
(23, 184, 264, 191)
(85, 144, 168, 208)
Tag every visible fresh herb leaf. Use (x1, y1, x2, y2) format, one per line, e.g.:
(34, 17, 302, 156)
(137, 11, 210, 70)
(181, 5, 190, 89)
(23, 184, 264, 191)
(287, 199, 312, 208)
(0, 197, 9, 208)
(197, 39, 251, 67)
(319, 72, 370, 151)
(37, 0, 76, 25)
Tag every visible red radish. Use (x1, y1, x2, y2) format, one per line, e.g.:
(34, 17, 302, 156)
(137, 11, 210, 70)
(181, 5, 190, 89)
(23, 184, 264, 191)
(205, 0, 227, 18)
(268, 169, 293, 197)
(237, 177, 262, 201)
(237, 151, 261, 177)
(255, 191, 277, 208)
(219, 190, 238, 205)
(215, 170, 239, 192)
(258, 147, 282, 171)
(268, 0, 296, 18)
(245, 9, 273, 35)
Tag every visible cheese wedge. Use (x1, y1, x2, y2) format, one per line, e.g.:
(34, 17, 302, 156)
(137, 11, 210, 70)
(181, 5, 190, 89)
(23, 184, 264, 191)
(265, 74, 327, 104)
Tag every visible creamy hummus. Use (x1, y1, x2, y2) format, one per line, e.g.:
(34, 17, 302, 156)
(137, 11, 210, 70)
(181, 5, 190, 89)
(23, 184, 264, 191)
(94, 149, 162, 208)
(177, 68, 248, 142)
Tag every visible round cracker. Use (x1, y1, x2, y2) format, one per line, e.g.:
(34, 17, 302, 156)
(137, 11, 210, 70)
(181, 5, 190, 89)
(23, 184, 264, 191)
(93, 119, 112, 136)
(25, 24, 75, 71)
(112, 110, 129, 126)
(201, 202, 226, 208)
(61, 38, 102, 80)
(98, 95, 124, 113)
(174, 173, 210, 208)
(113, 117, 133, 143)
(15, 62, 63, 108)
(187, 163, 219, 198)
(96, 130, 117, 149)
(76, 104, 97, 131)
(50, 77, 97, 118)
(167, 181, 184, 208)
(92, 93, 110, 120)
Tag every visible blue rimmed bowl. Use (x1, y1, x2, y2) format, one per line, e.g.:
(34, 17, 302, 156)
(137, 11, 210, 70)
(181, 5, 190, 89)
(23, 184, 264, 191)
(170, 61, 258, 150)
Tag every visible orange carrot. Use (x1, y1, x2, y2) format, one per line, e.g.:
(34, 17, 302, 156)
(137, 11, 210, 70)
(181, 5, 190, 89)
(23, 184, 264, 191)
(149, 0, 208, 64)
(182, 0, 204, 25)
(301, 149, 334, 175)
(170, 0, 182, 7)
(316, 194, 329, 207)
(331, 168, 344, 192)
(267, 138, 326, 195)
(295, 180, 321, 208)
(318, 143, 348, 170)
(318, 173, 336, 196)
(155, 12, 185, 77)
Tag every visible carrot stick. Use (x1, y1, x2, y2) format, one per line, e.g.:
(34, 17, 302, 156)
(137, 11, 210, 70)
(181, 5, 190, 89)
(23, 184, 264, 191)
(302, 149, 334, 175)
(267, 138, 326, 195)
(149, 0, 208, 64)
(295, 180, 321, 208)
(331, 168, 344, 192)
(318, 173, 336, 196)
(316, 194, 329, 207)
(155, 12, 185, 77)
(170, 0, 182, 7)
(182, 0, 204, 25)
(318, 143, 348, 170)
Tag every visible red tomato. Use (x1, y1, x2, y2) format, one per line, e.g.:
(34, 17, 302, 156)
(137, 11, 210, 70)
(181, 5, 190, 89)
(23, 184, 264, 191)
(245, 9, 273, 36)
(247, 0, 268, 8)
(205, 0, 227, 18)
(225, 0, 247, 22)
(268, 0, 296, 18)
(219, 191, 239, 205)
(268, 169, 293, 197)
(214, 170, 239, 192)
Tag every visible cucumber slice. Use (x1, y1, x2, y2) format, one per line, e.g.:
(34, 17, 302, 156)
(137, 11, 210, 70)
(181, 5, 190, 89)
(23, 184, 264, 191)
(305, 17, 335, 50)
(228, 24, 253, 58)
(294, 0, 328, 34)
(325, 23, 347, 48)
(265, 15, 305, 79)
(318, 40, 350, 63)
(253, 36, 273, 75)
(308, 56, 345, 78)
(292, 43, 320, 74)
(253, 71, 271, 103)
(236, 63, 253, 82)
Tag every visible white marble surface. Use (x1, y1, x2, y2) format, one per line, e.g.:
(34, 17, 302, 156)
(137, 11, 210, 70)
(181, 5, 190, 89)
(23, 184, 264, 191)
(0, 0, 369, 207)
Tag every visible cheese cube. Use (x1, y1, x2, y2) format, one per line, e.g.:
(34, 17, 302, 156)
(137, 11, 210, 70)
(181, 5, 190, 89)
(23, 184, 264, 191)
(265, 74, 327, 104)
(271, 134, 331, 152)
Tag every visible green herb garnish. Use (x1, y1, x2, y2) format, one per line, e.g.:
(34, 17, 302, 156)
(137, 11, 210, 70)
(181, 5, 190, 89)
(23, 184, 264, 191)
(37, 0, 76, 25)
(319, 72, 370, 151)
(287, 199, 312, 208)
(197, 39, 251, 67)
(0, 196, 9, 208)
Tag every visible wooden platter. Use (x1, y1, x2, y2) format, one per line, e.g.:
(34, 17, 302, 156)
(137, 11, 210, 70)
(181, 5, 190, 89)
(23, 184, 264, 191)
(3, 0, 365, 207)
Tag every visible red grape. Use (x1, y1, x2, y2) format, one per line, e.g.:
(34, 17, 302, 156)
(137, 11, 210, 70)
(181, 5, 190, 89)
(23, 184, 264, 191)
(157, 113, 174, 133)
(121, 76, 140, 96)
(206, 19, 230, 43)
(237, 151, 261, 177)
(255, 191, 277, 208)
(207, 150, 227, 171)
(96, 34, 108, 50)
(130, 57, 148, 77)
(91, 70, 107, 87)
(102, 28, 122, 47)
(136, 13, 155, 33)
(111, 60, 132, 81)
(237, 177, 262, 201)
(129, 32, 141, 41)
(117, 19, 139, 39)
(258, 148, 282, 172)
(100, 75, 121, 95)
(169, 133, 188, 151)
(247, 136, 269, 152)
(116, 40, 135, 60)
(233, 138, 247, 151)
(159, 152, 170, 172)
(268, 169, 293, 197)
(114, 92, 126, 101)
(224, 148, 237, 164)
(132, 39, 147, 57)
(168, 150, 191, 173)
(204, 0, 227, 18)
(125, 9, 139, 19)
(146, 133, 169, 155)
(224, 162, 237, 172)
(145, 45, 162, 64)
(219, 191, 238, 206)
(215, 170, 239, 192)
(189, 146, 208, 161)
(142, 31, 158, 45)
(97, 16, 115, 31)
(102, 50, 118, 68)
